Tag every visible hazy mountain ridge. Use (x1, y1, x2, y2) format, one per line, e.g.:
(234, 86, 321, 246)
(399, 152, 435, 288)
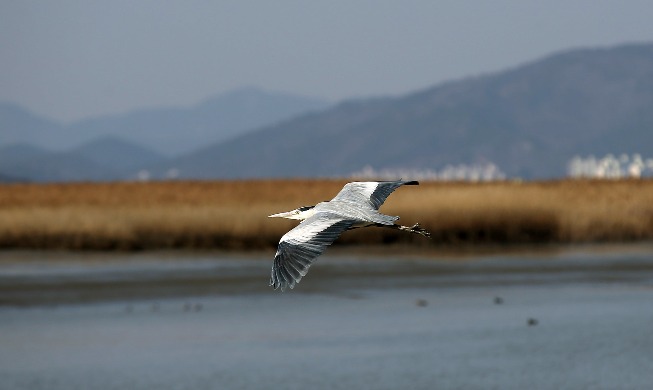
(0, 103, 63, 149)
(0, 88, 331, 182)
(0, 137, 175, 182)
(158, 43, 653, 179)
(2, 43, 653, 182)
(70, 136, 168, 174)
(0, 146, 115, 182)
(65, 87, 331, 155)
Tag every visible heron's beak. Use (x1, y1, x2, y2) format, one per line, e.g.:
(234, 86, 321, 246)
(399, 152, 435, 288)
(268, 210, 296, 218)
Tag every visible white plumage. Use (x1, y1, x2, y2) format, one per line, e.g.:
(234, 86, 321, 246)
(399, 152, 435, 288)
(268, 180, 430, 291)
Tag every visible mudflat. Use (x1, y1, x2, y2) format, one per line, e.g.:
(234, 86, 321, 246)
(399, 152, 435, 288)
(1, 246, 653, 389)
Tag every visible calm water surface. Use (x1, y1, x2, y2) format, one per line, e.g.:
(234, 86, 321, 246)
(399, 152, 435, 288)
(1, 245, 653, 389)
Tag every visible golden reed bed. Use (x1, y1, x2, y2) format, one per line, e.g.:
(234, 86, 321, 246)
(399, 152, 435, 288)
(0, 179, 652, 250)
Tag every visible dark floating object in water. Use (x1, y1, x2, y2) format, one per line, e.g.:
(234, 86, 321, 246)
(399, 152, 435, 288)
(415, 299, 428, 307)
(527, 318, 538, 326)
(194, 303, 203, 312)
(494, 296, 504, 305)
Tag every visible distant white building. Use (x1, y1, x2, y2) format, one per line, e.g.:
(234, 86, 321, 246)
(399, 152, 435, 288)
(351, 163, 507, 181)
(136, 170, 151, 181)
(567, 154, 653, 179)
(165, 168, 180, 179)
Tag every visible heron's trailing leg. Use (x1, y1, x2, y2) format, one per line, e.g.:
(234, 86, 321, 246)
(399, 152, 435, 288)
(397, 223, 432, 238)
(374, 223, 431, 238)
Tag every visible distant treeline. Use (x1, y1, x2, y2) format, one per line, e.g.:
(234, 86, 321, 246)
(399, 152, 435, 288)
(0, 179, 652, 251)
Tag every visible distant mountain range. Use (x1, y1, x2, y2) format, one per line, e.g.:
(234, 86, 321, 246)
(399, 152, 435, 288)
(1, 87, 330, 155)
(2, 42, 653, 182)
(0, 88, 331, 181)
(156, 42, 653, 180)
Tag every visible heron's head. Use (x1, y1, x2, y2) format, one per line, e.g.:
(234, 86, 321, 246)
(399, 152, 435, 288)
(268, 205, 315, 220)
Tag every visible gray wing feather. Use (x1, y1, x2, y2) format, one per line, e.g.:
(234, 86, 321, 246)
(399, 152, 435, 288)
(332, 180, 418, 210)
(270, 214, 353, 291)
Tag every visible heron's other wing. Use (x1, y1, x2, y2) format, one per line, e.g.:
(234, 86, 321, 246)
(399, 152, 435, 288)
(331, 180, 418, 210)
(270, 213, 354, 291)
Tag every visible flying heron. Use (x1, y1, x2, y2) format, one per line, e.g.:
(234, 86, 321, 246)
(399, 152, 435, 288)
(268, 180, 431, 291)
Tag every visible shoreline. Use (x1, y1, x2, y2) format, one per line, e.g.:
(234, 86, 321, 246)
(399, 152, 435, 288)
(1, 240, 652, 261)
(1, 243, 652, 307)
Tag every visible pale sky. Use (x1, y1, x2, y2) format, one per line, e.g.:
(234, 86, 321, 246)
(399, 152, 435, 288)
(2, 0, 653, 123)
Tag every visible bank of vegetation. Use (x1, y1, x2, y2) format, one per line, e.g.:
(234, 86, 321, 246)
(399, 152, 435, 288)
(0, 179, 651, 250)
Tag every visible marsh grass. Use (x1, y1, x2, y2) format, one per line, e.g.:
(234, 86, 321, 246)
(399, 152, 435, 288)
(0, 179, 652, 250)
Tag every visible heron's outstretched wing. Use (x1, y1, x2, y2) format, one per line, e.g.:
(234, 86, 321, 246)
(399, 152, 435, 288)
(331, 180, 418, 210)
(270, 213, 353, 291)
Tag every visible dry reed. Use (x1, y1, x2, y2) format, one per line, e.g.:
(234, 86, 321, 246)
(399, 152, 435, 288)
(0, 179, 652, 250)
